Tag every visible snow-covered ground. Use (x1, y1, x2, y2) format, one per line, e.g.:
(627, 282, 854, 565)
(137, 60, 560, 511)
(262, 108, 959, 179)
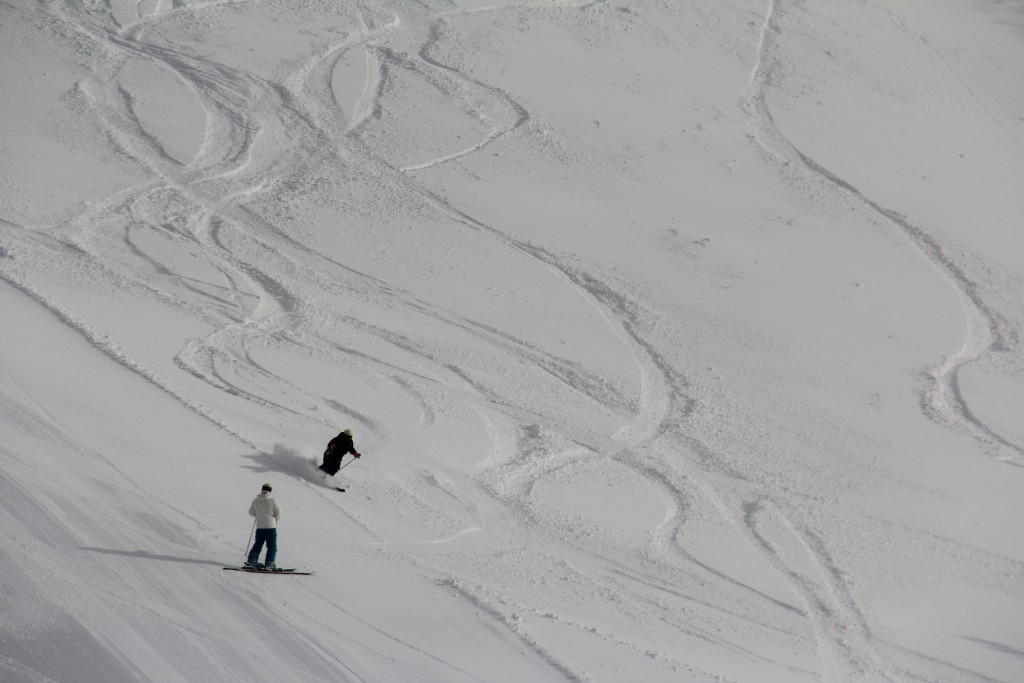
(2, 1, 1023, 681)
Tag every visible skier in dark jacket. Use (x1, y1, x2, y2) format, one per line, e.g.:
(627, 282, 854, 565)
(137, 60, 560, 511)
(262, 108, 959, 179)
(319, 428, 361, 476)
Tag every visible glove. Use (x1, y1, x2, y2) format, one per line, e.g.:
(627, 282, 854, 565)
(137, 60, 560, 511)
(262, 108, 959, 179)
(354, 452, 362, 458)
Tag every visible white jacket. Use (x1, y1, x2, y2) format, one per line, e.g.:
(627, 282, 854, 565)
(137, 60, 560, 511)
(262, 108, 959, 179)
(249, 492, 281, 528)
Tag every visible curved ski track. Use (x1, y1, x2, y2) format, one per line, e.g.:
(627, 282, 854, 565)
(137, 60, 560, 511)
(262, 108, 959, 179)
(745, 0, 1022, 466)
(2, 2, 727, 680)
(3, 1, 1020, 682)
(740, 1, 1023, 680)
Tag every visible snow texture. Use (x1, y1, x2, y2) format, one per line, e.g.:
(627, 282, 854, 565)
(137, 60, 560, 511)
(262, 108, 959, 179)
(2, 1, 1023, 681)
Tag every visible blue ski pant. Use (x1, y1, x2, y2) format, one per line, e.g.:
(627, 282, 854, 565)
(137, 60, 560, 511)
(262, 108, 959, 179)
(248, 528, 278, 565)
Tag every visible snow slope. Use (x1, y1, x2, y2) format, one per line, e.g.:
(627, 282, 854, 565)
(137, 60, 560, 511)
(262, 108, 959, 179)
(2, 1, 1023, 681)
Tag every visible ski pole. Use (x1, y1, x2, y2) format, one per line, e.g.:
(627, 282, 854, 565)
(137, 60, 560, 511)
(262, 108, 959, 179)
(336, 456, 360, 473)
(244, 519, 256, 559)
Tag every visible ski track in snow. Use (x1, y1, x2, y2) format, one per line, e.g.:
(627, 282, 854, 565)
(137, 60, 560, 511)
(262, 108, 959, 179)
(3, 1, 1023, 681)
(736, 0, 1024, 679)
(16, 1, 712, 678)
(745, 0, 1023, 466)
(0, 8, 878, 683)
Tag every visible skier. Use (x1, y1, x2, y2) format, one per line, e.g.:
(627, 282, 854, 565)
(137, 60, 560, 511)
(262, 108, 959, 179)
(319, 428, 361, 476)
(246, 483, 281, 570)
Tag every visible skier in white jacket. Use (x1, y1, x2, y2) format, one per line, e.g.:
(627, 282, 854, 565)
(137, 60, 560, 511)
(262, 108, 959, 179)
(246, 483, 282, 569)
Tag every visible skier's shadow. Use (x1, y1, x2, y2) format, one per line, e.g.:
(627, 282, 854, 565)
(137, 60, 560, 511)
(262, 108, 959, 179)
(239, 444, 320, 485)
(961, 637, 1024, 661)
(79, 547, 224, 567)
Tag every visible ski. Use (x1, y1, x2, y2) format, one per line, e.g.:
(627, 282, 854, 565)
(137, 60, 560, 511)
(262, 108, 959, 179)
(315, 462, 345, 491)
(223, 567, 314, 575)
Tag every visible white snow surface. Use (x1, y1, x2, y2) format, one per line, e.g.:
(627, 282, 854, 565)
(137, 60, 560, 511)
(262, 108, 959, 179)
(2, 1, 1024, 681)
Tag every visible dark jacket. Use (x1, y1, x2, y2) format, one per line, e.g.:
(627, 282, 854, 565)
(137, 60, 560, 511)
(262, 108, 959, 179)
(326, 432, 359, 457)
(321, 432, 360, 475)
